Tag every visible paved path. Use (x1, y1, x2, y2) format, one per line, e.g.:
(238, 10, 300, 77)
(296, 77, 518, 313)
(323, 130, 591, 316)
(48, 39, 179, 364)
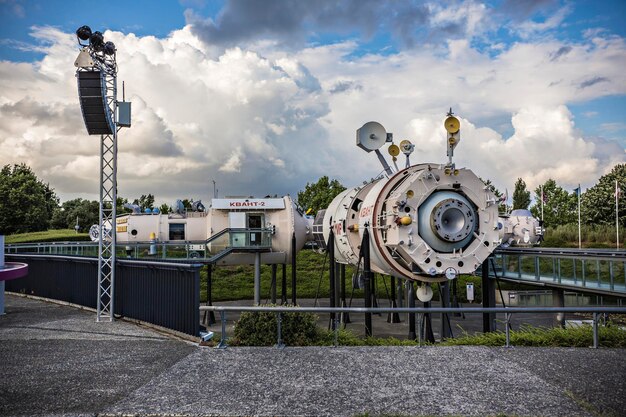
(1, 294, 624, 417)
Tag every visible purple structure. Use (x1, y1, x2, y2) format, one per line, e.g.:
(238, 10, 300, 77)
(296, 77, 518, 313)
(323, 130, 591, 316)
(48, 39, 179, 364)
(0, 236, 28, 314)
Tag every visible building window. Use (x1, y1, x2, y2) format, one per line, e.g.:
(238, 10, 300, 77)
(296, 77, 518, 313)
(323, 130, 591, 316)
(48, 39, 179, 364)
(169, 223, 185, 240)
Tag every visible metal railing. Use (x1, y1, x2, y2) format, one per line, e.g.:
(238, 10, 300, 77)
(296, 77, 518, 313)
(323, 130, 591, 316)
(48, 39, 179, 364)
(6, 254, 202, 335)
(492, 248, 626, 296)
(5, 228, 273, 263)
(200, 305, 626, 349)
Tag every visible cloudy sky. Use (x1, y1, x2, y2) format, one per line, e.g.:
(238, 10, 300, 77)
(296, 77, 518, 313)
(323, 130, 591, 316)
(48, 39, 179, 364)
(1, 0, 625, 207)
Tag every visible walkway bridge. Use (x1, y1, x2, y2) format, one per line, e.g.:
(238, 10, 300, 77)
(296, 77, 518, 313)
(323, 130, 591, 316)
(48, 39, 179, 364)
(5, 228, 273, 264)
(5, 239, 626, 298)
(489, 247, 626, 298)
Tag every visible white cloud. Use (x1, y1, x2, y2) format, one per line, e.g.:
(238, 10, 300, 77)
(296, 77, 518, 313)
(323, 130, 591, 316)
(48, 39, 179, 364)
(0, 22, 624, 207)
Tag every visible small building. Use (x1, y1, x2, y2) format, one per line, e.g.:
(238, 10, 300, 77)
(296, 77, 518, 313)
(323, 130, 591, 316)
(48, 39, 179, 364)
(115, 196, 313, 265)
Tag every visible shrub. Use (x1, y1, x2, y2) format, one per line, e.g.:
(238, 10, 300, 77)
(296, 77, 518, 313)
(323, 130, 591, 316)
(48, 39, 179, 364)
(232, 305, 320, 346)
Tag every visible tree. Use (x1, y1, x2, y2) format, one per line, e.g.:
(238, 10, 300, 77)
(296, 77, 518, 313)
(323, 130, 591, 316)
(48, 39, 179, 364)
(581, 164, 626, 226)
(132, 194, 155, 210)
(159, 203, 170, 214)
(0, 164, 58, 234)
(512, 178, 531, 210)
(480, 177, 507, 214)
(51, 198, 99, 232)
(530, 179, 576, 227)
(297, 176, 346, 216)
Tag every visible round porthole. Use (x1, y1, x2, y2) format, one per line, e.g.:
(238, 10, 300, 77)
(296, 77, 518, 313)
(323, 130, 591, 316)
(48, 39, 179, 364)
(131, 229, 138, 236)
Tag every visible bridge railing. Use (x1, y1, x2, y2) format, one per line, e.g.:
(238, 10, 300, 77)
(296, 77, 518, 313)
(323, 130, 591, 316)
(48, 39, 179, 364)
(200, 305, 626, 349)
(5, 228, 273, 263)
(491, 248, 626, 296)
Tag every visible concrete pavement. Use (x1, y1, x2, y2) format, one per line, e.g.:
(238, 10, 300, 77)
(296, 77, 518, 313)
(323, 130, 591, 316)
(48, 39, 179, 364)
(1, 294, 624, 417)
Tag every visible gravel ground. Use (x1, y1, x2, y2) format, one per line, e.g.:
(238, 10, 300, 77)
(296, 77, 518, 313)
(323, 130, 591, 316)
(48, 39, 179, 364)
(1, 294, 624, 417)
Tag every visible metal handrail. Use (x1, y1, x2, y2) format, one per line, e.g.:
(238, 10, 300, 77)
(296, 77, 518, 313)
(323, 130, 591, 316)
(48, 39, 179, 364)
(5, 227, 274, 262)
(199, 305, 626, 349)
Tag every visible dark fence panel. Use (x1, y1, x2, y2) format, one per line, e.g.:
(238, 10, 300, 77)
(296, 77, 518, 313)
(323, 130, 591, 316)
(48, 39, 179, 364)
(5, 255, 201, 336)
(115, 260, 200, 336)
(5, 255, 97, 308)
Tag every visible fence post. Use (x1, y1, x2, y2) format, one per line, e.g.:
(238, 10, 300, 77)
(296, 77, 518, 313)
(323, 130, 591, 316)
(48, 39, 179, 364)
(217, 311, 228, 349)
(276, 312, 285, 349)
(592, 312, 598, 349)
(505, 312, 511, 347)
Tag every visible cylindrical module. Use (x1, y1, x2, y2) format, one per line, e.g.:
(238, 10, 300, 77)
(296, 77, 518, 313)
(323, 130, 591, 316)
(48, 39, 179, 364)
(323, 163, 500, 283)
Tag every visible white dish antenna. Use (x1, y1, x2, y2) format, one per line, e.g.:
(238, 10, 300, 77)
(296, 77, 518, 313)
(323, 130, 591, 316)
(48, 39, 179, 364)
(356, 121, 390, 152)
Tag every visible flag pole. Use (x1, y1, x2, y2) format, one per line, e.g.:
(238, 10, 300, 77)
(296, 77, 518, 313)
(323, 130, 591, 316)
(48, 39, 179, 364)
(616, 180, 620, 250)
(577, 184, 581, 249)
(541, 184, 543, 221)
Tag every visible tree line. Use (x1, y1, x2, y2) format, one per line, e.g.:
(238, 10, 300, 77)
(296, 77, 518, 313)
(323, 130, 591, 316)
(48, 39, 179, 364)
(507, 164, 625, 228)
(0, 163, 194, 235)
(297, 165, 626, 230)
(1, 163, 624, 235)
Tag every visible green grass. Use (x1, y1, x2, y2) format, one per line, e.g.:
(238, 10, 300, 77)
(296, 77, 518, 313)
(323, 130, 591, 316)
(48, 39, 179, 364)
(203, 249, 363, 302)
(440, 323, 626, 347)
(542, 223, 626, 248)
(5, 229, 90, 244)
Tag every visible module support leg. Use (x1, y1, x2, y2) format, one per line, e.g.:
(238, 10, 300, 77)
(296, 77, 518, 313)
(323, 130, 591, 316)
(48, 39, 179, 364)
(270, 264, 277, 304)
(340, 263, 350, 324)
(254, 252, 261, 306)
(281, 264, 287, 304)
(423, 301, 435, 343)
(291, 233, 297, 305)
(362, 229, 373, 337)
(407, 280, 416, 340)
(440, 281, 451, 340)
(552, 288, 565, 328)
(482, 258, 496, 332)
(328, 230, 336, 330)
(388, 276, 401, 323)
(203, 265, 215, 325)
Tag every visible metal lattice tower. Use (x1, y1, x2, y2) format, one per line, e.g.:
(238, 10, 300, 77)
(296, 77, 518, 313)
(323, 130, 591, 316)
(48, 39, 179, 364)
(97, 57, 118, 322)
(74, 26, 128, 321)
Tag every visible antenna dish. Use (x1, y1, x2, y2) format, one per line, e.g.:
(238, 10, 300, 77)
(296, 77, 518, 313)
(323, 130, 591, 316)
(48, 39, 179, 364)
(416, 284, 434, 302)
(444, 116, 460, 134)
(388, 144, 400, 157)
(356, 121, 387, 153)
(399, 140, 414, 155)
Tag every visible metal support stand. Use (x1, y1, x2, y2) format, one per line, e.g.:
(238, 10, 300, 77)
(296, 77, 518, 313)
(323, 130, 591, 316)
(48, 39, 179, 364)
(440, 281, 452, 339)
(328, 230, 336, 329)
(423, 301, 435, 343)
(216, 311, 228, 349)
(340, 263, 350, 324)
(275, 312, 285, 349)
(362, 228, 373, 337)
(371, 274, 379, 312)
(97, 130, 117, 322)
(271, 264, 277, 304)
(203, 265, 215, 325)
(407, 280, 416, 340)
(452, 278, 464, 317)
(291, 233, 297, 305)
(552, 288, 565, 328)
(387, 276, 401, 323)
(592, 313, 598, 349)
(254, 252, 261, 305)
(505, 312, 512, 347)
(482, 258, 496, 332)
(281, 264, 287, 304)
